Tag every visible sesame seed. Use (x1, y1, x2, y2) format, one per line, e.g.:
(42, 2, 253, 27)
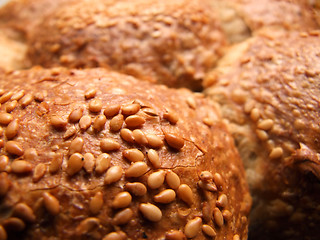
(184, 217, 202, 238)
(13, 203, 36, 223)
(93, 115, 106, 131)
(121, 103, 141, 116)
(34, 92, 45, 102)
(0, 172, 10, 196)
(5, 141, 24, 156)
(123, 149, 144, 162)
(186, 97, 196, 109)
(20, 93, 33, 108)
(250, 108, 260, 122)
(147, 170, 165, 189)
(154, 189, 176, 204)
(0, 112, 13, 125)
(83, 153, 95, 174)
(69, 137, 84, 155)
(0, 155, 9, 172)
(256, 129, 268, 141)
(165, 170, 180, 189)
(203, 117, 214, 126)
(2, 217, 25, 232)
(102, 231, 127, 240)
(177, 184, 194, 206)
(76, 217, 100, 235)
(125, 162, 148, 178)
(66, 153, 83, 176)
(257, 119, 274, 131)
(112, 208, 133, 225)
(84, 88, 97, 99)
(213, 173, 224, 191)
(120, 128, 135, 143)
(163, 110, 178, 124)
(11, 90, 25, 101)
(216, 194, 228, 208)
(110, 114, 124, 132)
(49, 153, 63, 173)
(124, 182, 147, 196)
(197, 180, 217, 192)
(5, 100, 17, 112)
(5, 119, 19, 139)
(43, 192, 60, 216)
(147, 149, 160, 168)
(50, 115, 67, 129)
(142, 107, 158, 116)
(89, 192, 103, 215)
(132, 129, 148, 145)
(164, 132, 184, 150)
(125, 115, 146, 128)
(100, 138, 120, 152)
(146, 134, 163, 148)
(95, 153, 111, 174)
(89, 99, 102, 113)
(202, 225, 216, 237)
(233, 234, 240, 240)
(69, 108, 84, 123)
(222, 210, 233, 222)
(79, 115, 92, 130)
(213, 207, 224, 227)
(11, 160, 32, 174)
(104, 166, 123, 184)
(112, 192, 132, 209)
(0, 92, 13, 104)
(231, 89, 247, 103)
(104, 104, 120, 118)
(269, 147, 283, 159)
(32, 163, 46, 182)
(199, 171, 213, 181)
(139, 203, 162, 222)
(63, 126, 77, 139)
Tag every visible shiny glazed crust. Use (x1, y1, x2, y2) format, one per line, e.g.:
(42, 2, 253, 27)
(0, 68, 251, 239)
(26, 0, 226, 90)
(204, 30, 320, 240)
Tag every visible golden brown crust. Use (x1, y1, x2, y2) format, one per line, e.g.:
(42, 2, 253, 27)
(26, 0, 226, 90)
(0, 68, 250, 239)
(204, 30, 320, 239)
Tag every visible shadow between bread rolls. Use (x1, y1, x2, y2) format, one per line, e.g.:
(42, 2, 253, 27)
(204, 30, 320, 240)
(0, 68, 251, 239)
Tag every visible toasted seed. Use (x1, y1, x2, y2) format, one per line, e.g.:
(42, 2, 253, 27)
(43, 192, 60, 216)
(124, 182, 147, 196)
(125, 115, 145, 128)
(0, 92, 13, 104)
(0, 156, 9, 172)
(0, 225, 7, 240)
(20, 94, 33, 108)
(2, 218, 25, 231)
(154, 189, 176, 204)
(93, 115, 107, 131)
(84, 88, 97, 99)
(89, 99, 102, 113)
(257, 119, 274, 130)
(49, 153, 63, 173)
(147, 170, 165, 189)
(199, 171, 213, 181)
(0, 172, 10, 196)
(113, 208, 133, 225)
(213, 173, 224, 191)
(0, 113, 13, 125)
(5, 119, 19, 139)
(147, 149, 160, 168)
(13, 203, 36, 222)
(66, 153, 83, 176)
(166, 170, 180, 189)
(50, 115, 67, 129)
(112, 192, 132, 209)
(33, 163, 46, 182)
(64, 127, 77, 139)
(104, 166, 123, 184)
(110, 114, 124, 132)
(5, 141, 24, 156)
(76, 217, 100, 235)
(202, 225, 216, 237)
(216, 194, 228, 208)
(79, 115, 92, 130)
(139, 203, 162, 222)
(146, 134, 163, 148)
(11, 160, 32, 174)
(11, 90, 25, 101)
(222, 210, 233, 222)
(89, 192, 103, 215)
(69, 137, 84, 155)
(104, 104, 120, 118)
(165, 230, 186, 240)
(101, 138, 120, 152)
(83, 153, 95, 173)
(103, 231, 127, 240)
(95, 153, 111, 174)
(120, 128, 134, 143)
(184, 217, 202, 238)
(123, 149, 144, 162)
(164, 132, 184, 150)
(121, 103, 141, 116)
(269, 147, 283, 159)
(177, 184, 193, 206)
(69, 108, 84, 123)
(163, 110, 178, 124)
(213, 207, 224, 227)
(132, 129, 148, 145)
(125, 162, 148, 178)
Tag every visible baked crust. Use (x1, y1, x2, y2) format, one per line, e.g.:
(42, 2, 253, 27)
(204, 30, 320, 239)
(0, 68, 250, 239)
(26, 0, 226, 90)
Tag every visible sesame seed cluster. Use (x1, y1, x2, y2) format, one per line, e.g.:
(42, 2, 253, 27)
(0, 68, 251, 239)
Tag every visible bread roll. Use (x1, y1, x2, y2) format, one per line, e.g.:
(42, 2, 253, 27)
(0, 68, 251, 239)
(26, 0, 226, 90)
(204, 30, 320, 239)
